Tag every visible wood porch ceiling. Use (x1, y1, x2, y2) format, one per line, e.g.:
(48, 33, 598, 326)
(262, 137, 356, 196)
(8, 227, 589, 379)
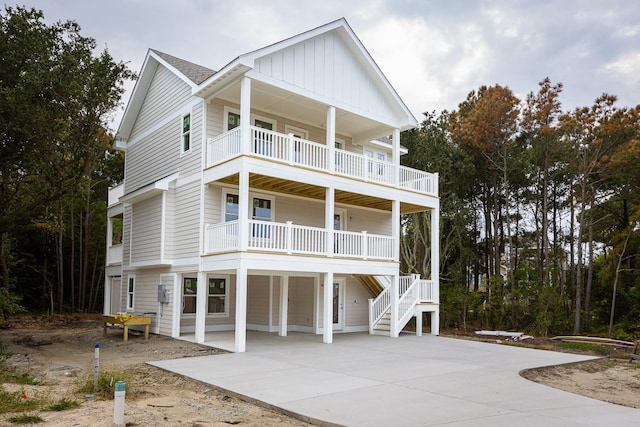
(215, 173, 428, 214)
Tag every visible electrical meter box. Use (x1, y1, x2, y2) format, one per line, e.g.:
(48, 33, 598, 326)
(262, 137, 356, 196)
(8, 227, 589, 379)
(157, 285, 169, 303)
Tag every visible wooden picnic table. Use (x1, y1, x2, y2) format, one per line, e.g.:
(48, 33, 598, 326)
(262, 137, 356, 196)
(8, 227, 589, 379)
(102, 314, 151, 341)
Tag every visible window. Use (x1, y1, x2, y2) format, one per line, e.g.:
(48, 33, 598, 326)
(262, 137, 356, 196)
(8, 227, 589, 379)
(126, 275, 135, 310)
(182, 113, 191, 153)
(227, 112, 240, 130)
(225, 194, 239, 222)
(252, 197, 272, 238)
(207, 277, 226, 314)
(182, 277, 197, 314)
(365, 148, 387, 175)
(334, 139, 344, 167)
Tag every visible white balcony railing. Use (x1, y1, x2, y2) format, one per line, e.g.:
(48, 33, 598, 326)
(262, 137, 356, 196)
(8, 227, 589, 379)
(108, 184, 124, 207)
(204, 220, 394, 260)
(207, 126, 438, 197)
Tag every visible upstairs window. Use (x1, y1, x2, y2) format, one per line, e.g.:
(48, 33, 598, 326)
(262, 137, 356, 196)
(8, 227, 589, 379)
(182, 113, 191, 153)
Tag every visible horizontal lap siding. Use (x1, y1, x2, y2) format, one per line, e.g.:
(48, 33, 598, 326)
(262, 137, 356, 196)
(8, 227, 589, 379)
(131, 196, 162, 263)
(170, 181, 200, 259)
(274, 195, 324, 227)
(345, 276, 369, 327)
(125, 65, 193, 192)
(129, 269, 167, 333)
(289, 277, 314, 327)
(247, 276, 270, 326)
(347, 206, 392, 235)
(122, 205, 132, 267)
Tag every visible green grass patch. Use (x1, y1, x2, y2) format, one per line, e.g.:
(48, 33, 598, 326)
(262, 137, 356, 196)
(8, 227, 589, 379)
(557, 341, 610, 353)
(7, 413, 44, 424)
(0, 389, 43, 413)
(77, 367, 137, 400)
(44, 398, 80, 411)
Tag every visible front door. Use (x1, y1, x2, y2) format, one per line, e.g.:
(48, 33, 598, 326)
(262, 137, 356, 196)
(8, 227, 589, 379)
(332, 277, 345, 330)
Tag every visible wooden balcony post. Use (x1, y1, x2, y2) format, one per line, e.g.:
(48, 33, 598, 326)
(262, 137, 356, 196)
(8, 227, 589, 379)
(286, 221, 293, 254)
(362, 231, 368, 260)
(431, 205, 440, 304)
(325, 187, 335, 257)
(392, 128, 400, 186)
(238, 169, 249, 251)
(326, 106, 336, 173)
(240, 76, 251, 154)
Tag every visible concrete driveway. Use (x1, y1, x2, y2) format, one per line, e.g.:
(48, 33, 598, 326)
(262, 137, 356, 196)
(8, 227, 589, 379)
(150, 332, 639, 426)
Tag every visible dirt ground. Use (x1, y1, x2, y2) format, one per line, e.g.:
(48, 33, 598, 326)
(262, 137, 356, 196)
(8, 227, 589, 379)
(1, 316, 639, 426)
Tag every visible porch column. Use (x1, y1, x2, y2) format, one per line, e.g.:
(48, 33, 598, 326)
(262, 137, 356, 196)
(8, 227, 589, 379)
(326, 106, 336, 173)
(279, 275, 289, 337)
(325, 187, 335, 257)
(240, 76, 251, 154)
(392, 128, 400, 186)
(103, 276, 111, 315)
(416, 312, 423, 337)
(392, 199, 400, 262)
(171, 274, 181, 338)
(195, 271, 207, 343)
(238, 169, 249, 251)
(323, 271, 333, 344)
(390, 274, 399, 338)
(235, 264, 248, 352)
(431, 205, 440, 302)
(431, 204, 440, 336)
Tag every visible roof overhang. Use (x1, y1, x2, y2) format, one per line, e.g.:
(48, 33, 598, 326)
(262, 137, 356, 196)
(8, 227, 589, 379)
(119, 173, 178, 204)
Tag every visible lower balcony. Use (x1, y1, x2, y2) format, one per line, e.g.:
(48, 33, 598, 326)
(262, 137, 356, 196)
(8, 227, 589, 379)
(204, 220, 395, 261)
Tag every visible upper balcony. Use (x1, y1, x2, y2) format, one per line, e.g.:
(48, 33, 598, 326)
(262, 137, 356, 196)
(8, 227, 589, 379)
(206, 126, 438, 197)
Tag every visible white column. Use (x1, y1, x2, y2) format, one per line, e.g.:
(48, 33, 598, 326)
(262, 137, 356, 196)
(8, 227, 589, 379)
(392, 199, 400, 262)
(238, 169, 249, 251)
(390, 274, 399, 338)
(325, 187, 335, 257)
(431, 205, 440, 303)
(431, 308, 440, 336)
(416, 312, 423, 337)
(235, 264, 248, 352)
(103, 276, 111, 315)
(195, 271, 207, 343)
(323, 272, 333, 344)
(279, 275, 289, 337)
(431, 205, 440, 336)
(326, 106, 336, 173)
(240, 76, 251, 154)
(392, 128, 400, 186)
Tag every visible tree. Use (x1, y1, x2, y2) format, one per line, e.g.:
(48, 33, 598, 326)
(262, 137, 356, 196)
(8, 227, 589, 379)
(0, 6, 133, 310)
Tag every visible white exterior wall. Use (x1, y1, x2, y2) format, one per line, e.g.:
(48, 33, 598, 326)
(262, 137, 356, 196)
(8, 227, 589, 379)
(130, 196, 162, 263)
(289, 277, 314, 328)
(254, 31, 396, 122)
(247, 276, 270, 327)
(170, 181, 201, 260)
(345, 276, 370, 328)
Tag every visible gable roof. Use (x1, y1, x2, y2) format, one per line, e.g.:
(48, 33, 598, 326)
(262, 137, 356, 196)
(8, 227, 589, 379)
(151, 49, 216, 85)
(117, 18, 417, 142)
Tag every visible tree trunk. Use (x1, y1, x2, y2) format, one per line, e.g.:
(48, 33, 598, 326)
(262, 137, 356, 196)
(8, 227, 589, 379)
(0, 233, 10, 291)
(56, 202, 65, 313)
(574, 181, 587, 334)
(585, 201, 595, 331)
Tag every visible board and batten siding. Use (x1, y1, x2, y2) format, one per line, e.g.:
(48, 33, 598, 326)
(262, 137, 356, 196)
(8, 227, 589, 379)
(130, 195, 162, 263)
(254, 31, 395, 122)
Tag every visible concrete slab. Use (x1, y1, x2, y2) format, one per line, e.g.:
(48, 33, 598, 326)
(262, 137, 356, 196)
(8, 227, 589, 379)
(150, 332, 640, 426)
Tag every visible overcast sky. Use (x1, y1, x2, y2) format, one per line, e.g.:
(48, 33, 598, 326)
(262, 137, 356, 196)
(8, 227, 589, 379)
(17, 0, 640, 129)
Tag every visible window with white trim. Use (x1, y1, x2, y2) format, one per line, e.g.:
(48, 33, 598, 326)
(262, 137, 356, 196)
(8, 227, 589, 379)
(126, 275, 135, 310)
(182, 277, 197, 314)
(207, 277, 227, 314)
(182, 113, 191, 153)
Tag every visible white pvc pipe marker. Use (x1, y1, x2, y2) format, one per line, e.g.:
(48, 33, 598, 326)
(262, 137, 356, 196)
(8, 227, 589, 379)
(113, 381, 126, 425)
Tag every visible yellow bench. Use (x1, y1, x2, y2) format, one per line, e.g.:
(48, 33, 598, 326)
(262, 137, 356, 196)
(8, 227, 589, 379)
(102, 314, 151, 341)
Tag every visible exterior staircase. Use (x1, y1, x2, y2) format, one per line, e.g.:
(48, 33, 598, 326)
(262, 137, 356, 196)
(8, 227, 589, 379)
(365, 274, 439, 337)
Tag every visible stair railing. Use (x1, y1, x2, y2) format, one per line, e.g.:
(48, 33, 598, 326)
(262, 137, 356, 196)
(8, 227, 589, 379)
(395, 275, 421, 334)
(368, 286, 391, 334)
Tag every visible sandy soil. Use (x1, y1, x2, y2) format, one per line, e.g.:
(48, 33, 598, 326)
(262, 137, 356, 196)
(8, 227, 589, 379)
(1, 315, 311, 426)
(1, 316, 639, 426)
